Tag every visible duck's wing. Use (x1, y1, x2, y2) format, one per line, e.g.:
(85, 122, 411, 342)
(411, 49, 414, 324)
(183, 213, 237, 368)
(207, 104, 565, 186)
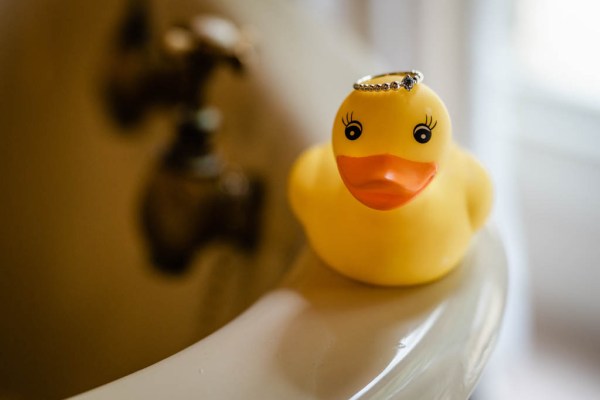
(460, 149, 493, 231)
(289, 145, 331, 219)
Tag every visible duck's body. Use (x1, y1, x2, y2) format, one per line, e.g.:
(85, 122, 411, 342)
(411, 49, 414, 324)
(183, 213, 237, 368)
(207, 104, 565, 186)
(289, 73, 492, 286)
(290, 142, 491, 286)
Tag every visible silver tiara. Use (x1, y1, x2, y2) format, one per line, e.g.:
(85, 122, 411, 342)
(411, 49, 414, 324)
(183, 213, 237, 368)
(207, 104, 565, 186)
(353, 70, 424, 92)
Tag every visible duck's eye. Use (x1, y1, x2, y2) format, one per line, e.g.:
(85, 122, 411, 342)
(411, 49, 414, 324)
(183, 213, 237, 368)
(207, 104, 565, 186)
(413, 123, 432, 144)
(344, 121, 363, 140)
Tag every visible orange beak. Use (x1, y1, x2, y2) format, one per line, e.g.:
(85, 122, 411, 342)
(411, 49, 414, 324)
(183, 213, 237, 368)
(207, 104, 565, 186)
(336, 154, 437, 211)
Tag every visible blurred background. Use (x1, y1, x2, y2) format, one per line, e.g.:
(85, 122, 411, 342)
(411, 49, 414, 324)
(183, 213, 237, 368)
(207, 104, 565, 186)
(1, 0, 599, 399)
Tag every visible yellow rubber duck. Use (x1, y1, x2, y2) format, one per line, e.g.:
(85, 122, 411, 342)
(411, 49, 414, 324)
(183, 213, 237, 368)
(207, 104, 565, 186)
(289, 71, 492, 286)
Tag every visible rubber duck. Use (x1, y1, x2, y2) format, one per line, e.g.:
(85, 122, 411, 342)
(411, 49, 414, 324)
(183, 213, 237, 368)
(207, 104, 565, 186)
(289, 71, 492, 286)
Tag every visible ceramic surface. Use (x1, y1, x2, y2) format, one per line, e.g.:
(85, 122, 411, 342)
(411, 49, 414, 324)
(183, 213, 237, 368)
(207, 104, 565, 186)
(75, 226, 506, 399)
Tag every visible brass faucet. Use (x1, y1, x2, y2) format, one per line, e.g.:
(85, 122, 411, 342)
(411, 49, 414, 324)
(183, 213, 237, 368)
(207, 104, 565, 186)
(105, 2, 262, 273)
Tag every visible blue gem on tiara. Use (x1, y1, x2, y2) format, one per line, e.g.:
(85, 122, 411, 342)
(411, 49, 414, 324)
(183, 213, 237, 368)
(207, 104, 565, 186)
(401, 75, 416, 91)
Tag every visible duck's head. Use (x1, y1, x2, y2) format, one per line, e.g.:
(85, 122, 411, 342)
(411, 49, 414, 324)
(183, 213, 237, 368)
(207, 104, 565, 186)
(333, 73, 452, 211)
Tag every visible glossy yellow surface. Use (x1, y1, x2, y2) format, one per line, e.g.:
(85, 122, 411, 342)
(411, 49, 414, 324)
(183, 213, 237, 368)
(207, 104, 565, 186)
(289, 76, 492, 286)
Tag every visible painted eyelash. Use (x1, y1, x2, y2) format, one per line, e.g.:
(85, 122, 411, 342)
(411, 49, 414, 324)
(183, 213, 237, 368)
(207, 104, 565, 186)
(424, 114, 437, 130)
(342, 112, 355, 126)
